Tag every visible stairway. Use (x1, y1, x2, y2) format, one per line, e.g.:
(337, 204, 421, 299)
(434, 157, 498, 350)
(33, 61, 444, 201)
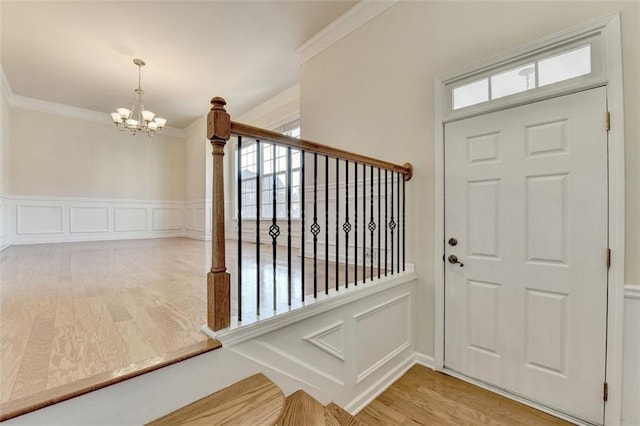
(146, 373, 361, 426)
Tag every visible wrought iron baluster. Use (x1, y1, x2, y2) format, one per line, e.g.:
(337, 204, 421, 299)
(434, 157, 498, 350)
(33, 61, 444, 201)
(369, 165, 375, 280)
(403, 175, 406, 272)
(362, 164, 366, 284)
(397, 171, 400, 273)
(287, 147, 292, 306)
(312, 153, 319, 299)
(343, 160, 350, 289)
(301, 150, 306, 301)
(335, 158, 339, 291)
(390, 172, 395, 275)
(325, 155, 329, 295)
(237, 136, 242, 322)
(256, 140, 261, 315)
(377, 168, 381, 279)
(385, 170, 388, 277)
(354, 162, 358, 286)
(270, 144, 279, 311)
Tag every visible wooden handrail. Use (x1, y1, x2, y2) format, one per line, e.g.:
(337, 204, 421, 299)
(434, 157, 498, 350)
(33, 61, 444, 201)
(231, 122, 413, 181)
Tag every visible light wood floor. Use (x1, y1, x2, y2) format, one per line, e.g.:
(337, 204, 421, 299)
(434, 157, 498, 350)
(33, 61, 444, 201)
(356, 365, 571, 425)
(1, 238, 212, 404)
(0, 237, 376, 405)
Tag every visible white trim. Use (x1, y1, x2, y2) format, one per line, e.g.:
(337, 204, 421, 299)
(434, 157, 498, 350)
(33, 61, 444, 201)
(9, 94, 186, 138)
(601, 14, 626, 426)
(205, 271, 417, 346)
(1, 194, 214, 247)
(442, 368, 595, 426)
(0, 66, 186, 138)
(413, 352, 436, 369)
(296, 0, 398, 65)
(235, 84, 299, 127)
(625, 285, 640, 300)
(440, 13, 615, 122)
(302, 321, 346, 362)
(344, 351, 415, 415)
(356, 341, 410, 385)
(434, 13, 625, 425)
(354, 292, 412, 384)
(7, 194, 185, 205)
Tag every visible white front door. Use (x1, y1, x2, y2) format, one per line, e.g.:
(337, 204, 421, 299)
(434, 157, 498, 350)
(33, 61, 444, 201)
(444, 87, 608, 424)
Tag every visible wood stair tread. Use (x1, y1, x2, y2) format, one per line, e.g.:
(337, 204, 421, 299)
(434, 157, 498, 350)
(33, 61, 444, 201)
(280, 390, 325, 426)
(326, 402, 363, 426)
(146, 373, 284, 426)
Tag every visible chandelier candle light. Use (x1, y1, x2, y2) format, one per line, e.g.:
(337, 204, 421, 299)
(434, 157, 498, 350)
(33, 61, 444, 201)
(110, 59, 166, 136)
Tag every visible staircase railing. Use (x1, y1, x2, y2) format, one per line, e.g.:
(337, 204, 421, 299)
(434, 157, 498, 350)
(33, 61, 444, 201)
(206, 97, 412, 331)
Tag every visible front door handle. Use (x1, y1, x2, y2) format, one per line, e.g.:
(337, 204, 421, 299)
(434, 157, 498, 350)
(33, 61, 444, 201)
(448, 255, 464, 267)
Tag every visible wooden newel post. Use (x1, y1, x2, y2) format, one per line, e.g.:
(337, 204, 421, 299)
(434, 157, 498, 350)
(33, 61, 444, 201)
(207, 97, 231, 331)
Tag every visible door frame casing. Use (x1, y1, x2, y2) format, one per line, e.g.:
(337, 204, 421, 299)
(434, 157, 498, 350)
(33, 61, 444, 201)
(433, 13, 625, 425)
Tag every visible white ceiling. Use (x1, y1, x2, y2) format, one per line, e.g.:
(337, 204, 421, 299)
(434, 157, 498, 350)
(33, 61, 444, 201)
(0, 1, 356, 129)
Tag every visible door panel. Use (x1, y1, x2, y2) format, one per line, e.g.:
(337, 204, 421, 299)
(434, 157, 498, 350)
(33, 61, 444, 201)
(444, 87, 608, 424)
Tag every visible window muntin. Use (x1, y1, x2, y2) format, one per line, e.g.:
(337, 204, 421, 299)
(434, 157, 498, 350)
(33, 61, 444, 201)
(237, 122, 301, 220)
(491, 63, 536, 100)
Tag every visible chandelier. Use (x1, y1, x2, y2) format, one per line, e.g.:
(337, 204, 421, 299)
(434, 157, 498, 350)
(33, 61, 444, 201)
(110, 59, 166, 136)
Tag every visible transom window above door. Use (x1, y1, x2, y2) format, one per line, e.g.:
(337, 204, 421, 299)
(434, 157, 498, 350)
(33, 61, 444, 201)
(443, 32, 605, 120)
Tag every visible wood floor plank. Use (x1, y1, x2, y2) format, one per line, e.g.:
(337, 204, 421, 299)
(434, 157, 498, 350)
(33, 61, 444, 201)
(147, 373, 283, 426)
(326, 402, 364, 426)
(356, 365, 570, 426)
(280, 390, 325, 426)
(10, 316, 56, 400)
(0, 340, 221, 422)
(0, 237, 385, 410)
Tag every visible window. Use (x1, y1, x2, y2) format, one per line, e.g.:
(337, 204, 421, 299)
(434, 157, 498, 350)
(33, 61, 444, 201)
(237, 120, 301, 219)
(452, 44, 592, 110)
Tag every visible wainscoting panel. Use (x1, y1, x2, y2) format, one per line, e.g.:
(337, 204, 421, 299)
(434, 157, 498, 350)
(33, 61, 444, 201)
(17, 205, 63, 235)
(114, 207, 147, 232)
(152, 207, 182, 231)
(0, 195, 9, 250)
(184, 200, 212, 240)
(223, 275, 417, 409)
(354, 292, 411, 383)
(69, 206, 109, 233)
(5, 195, 189, 245)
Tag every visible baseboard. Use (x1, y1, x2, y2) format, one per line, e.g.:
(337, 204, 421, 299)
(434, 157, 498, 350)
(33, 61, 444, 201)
(344, 352, 416, 415)
(413, 352, 436, 369)
(624, 284, 640, 299)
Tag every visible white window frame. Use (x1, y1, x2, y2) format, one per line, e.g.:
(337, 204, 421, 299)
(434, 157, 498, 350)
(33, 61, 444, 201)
(236, 119, 302, 221)
(434, 13, 625, 426)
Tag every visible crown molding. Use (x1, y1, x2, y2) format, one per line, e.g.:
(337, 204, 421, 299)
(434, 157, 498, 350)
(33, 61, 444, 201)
(296, 0, 398, 65)
(235, 83, 299, 126)
(0, 66, 185, 138)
